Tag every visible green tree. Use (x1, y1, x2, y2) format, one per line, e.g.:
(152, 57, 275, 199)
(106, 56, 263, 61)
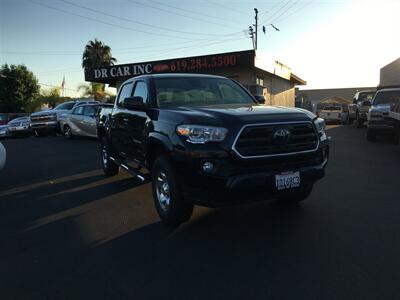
(78, 82, 110, 101)
(0, 64, 40, 112)
(26, 87, 70, 113)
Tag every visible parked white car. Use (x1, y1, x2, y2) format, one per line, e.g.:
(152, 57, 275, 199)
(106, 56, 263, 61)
(0, 142, 6, 170)
(367, 88, 400, 142)
(318, 106, 347, 124)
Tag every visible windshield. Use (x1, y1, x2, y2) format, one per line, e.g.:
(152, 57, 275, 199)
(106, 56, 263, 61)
(154, 77, 255, 108)
(55, 102, 75, 110)
(373, 91, 400, 105)
(358, 92, 375, 102)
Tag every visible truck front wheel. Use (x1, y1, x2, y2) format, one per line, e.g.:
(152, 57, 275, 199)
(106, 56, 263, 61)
(151, 155, 193, 227)
(100, 137, 119, 176)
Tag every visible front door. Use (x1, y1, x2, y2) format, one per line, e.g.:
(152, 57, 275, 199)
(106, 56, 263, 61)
(81, 106, 97, 137)
(70, 106, 85, 135)
(110, 82, 133, 158)
(125, 80, 150, 163)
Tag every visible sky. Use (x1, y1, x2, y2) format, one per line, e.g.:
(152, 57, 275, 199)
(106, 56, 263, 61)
(1, 0, 399, 97)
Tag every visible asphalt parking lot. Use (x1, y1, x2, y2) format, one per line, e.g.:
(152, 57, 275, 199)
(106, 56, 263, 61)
(1, 125, 400, 299)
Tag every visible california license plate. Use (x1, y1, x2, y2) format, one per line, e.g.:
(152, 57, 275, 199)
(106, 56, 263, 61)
(275, 171, 300, 190)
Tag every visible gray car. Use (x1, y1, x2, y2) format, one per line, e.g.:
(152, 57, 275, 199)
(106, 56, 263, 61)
(30, 100, 97, 137)
(60, 103, 113, 139)
(0, 125, 10, 139)
(7, 116, 31, 137)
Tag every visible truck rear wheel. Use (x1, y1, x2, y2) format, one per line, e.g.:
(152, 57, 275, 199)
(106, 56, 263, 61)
(356, 114, 363, 128)
(33, 129, 47, 137)
(100, 137, 119, 176)
(151, 155, 193, 227)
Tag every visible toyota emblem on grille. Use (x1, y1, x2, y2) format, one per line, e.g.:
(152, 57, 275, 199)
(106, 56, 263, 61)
(273, 128, 291, 144)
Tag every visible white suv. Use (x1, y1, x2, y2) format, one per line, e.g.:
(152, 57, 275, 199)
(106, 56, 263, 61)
(367, 88, 400, 142)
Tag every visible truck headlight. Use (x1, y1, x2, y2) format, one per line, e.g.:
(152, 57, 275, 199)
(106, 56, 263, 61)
(176, 125, 228, 144)
(314, 118, 327, 140)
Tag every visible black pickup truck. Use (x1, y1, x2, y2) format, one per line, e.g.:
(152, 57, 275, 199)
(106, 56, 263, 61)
(97, 74, 329, 226)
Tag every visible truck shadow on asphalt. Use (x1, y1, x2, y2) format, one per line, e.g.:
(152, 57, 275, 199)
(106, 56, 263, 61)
(2, 126, 400, 299)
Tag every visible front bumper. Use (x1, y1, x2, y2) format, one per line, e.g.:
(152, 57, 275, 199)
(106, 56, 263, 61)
(173, 142, 329, 207)
(8, 126, 31, 135)
(30, 121, 59, 132)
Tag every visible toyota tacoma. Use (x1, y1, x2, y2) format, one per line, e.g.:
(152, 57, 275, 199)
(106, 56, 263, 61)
(97, 74, 329, 226)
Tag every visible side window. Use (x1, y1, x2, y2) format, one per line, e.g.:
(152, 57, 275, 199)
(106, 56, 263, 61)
(73, 106, 84, 115)
(83, 106, 96, 116)
(117, 83, 133, 106)
(133, 81, 148, 104)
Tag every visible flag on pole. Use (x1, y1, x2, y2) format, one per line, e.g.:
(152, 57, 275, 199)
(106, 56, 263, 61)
(61, 76, 65, 96)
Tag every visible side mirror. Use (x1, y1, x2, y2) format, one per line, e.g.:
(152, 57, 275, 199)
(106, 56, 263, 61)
(254, 95, 265, 104)
(122, 96, 144, 110)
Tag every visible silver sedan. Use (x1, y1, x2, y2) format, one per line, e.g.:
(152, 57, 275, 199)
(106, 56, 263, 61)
(60, 104, 112, 139)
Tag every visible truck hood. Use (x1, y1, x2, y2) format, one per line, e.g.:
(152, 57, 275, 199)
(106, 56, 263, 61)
(164, 104, 315, 126)
(371, 104, 391, 113)
(31, 109, 69, 117)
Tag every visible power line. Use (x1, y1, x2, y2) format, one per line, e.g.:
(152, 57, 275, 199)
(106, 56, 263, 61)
(148, 0, 240, 24)
(34, 36, 249, 76)
(29, 0, 214, 41)
(274, 1, 314, 24)
(0, 74, 80, 92)
(126, 0, 242, 30)
(269, 1, 300, 24)
(1, 39, 230, 55)
(60, 0, 241, 37)
(259, 1, 291, 25)
(120, 36, 249, 63)
(205, 1, 251, 17)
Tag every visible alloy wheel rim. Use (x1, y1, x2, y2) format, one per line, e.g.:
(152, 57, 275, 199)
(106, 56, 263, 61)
(156, 171, 170, 211)
(65, 127, 71, 137)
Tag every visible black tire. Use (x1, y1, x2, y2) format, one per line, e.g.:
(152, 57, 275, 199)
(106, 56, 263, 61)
(100, 137, 119, 176)
(33, 129, 47, 137)
(151, 155, 193, 227)
(63, 124, 73, 139)
(391, 130, 400, 145)
(356, 114, 363, 128)
(276, 185, 313, 203)
(366, 130, 376, 142)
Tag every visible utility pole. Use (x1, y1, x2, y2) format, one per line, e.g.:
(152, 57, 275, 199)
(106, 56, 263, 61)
(254, 8, 258, 50)
(248, 26, 255, 50)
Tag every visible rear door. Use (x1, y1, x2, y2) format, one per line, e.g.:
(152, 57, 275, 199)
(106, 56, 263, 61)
(110, 82, 134, 157)
(81, 106, 97, 137)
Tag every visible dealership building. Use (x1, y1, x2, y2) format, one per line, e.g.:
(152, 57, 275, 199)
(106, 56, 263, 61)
(85, 49, 306, 107)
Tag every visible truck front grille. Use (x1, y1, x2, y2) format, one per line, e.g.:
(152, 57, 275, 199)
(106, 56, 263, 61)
(31, 115, 54, 123)
(233, 122, 319, 158)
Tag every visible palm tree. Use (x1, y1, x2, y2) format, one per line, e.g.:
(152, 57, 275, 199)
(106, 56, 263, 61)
(82, 39, 117, 69)
(82, 39, 117, 94)
(78, 82, 110, 102)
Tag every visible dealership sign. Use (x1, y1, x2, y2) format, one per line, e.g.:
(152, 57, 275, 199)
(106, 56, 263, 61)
(85, 50, 255, 83)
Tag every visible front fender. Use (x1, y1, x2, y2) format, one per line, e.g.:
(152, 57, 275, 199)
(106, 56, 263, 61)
(148, 132, 173, 151)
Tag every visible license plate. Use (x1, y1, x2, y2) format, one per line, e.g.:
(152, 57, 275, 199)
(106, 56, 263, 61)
(275, 171, 300, 190)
